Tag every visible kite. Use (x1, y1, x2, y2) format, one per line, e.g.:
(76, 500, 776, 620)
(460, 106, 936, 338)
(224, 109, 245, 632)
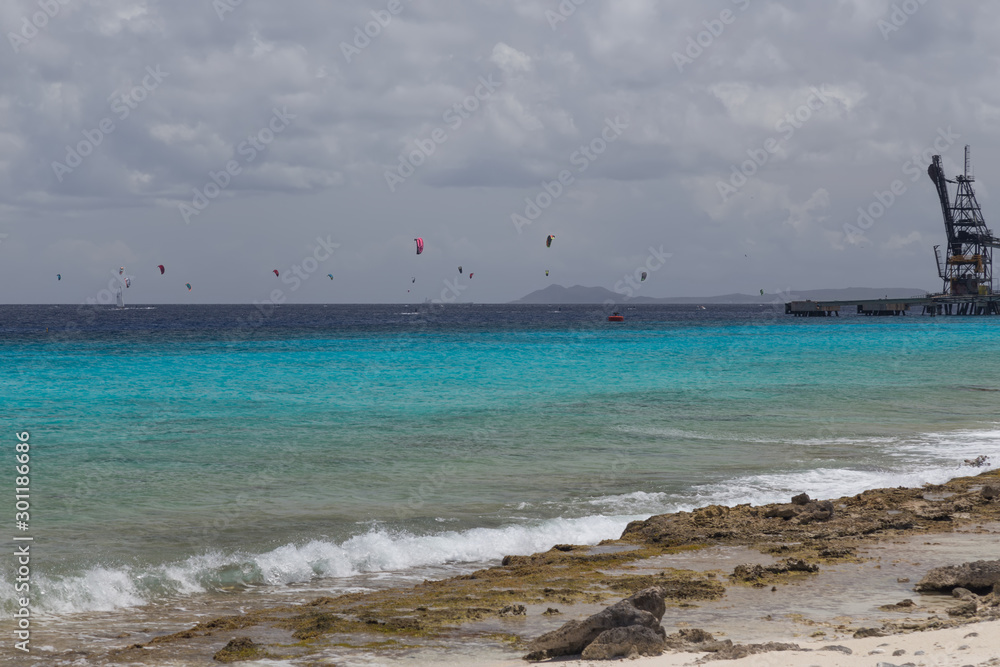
(273, 269, 279, 277)
(157, 265, 165, 275)
(57, 274, 61, 281)
(545, 270, 549, 276)
(414, 238, 424, 255)
(469, 272, 474, 279)
(119, 266, 125, 275)
(186, 283, 192, 291)
(546, 235, 555, 248)
(641, 272, 647, 282)
(458, 266, 463, 274)
(327, 274, 334, 280)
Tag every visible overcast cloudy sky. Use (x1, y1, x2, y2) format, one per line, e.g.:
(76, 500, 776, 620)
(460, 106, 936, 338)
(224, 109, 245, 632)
(2, 0, 999, 304)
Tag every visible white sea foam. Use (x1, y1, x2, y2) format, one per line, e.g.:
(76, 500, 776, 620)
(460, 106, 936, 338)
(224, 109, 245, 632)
(6, 515, 637, 616)
(589, 427, 1000, 515)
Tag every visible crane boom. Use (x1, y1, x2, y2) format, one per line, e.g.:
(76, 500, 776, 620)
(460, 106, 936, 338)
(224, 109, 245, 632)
(927, 156, 956, 244)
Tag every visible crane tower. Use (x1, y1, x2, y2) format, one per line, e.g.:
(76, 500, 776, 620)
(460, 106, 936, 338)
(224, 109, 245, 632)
(927, 146, 1000, 295)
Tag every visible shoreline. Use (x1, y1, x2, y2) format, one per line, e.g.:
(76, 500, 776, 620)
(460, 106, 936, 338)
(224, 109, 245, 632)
(33, 467, 1000, 665)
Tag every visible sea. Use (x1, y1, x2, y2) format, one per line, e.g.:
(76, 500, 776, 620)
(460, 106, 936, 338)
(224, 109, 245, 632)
(1, 303, 999, 662)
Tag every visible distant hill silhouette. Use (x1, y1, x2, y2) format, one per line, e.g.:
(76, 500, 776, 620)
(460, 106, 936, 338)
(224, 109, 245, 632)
(511, 285, 931, 304)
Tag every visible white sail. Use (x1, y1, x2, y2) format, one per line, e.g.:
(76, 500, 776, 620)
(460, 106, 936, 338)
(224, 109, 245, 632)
(116, 287, 124, 308)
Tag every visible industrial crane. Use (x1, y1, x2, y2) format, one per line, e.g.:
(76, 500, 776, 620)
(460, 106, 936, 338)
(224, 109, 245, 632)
(927, 146, 1000, 295)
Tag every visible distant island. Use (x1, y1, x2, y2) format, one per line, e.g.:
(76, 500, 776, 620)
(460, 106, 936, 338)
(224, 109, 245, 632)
(511, 285, 931, 304)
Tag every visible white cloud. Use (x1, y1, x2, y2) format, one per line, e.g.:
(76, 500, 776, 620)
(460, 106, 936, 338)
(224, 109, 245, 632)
(490, 42, 532, 74)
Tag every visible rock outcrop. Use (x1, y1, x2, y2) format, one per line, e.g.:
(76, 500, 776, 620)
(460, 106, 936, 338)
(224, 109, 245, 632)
(524, 587, 666, 661)
(731, 558, 819, 583)
(580, 625, 666, 660)
(697, 641, 802, 662)
(662, 628, 731, 653)
(914, 560, 1000, 594)
(213, 637, 263, 662)
(620, 471, 1000, 550)
(763, 493, 835, 524)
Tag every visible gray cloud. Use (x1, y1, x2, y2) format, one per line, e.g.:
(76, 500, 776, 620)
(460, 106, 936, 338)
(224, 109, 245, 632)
(3, 0, 999, 303)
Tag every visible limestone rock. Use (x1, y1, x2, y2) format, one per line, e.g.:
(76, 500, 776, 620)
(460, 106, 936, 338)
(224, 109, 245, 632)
(820, 645, 852, 655)
(524, 587, 666, 661)
(623, 586, 666, 621)
(697, 641, 802, 662)
(853, 627, 885, 638)
(914, 560, 1000, 594)
(732, 558, 819, 582)
(965, 455, 990, 467)
(580, 625, 666, 660)
(764, 499, 834, 524)
(947, 600, 979, 617)
(662, 627, 719, 651)
(213, 637, 263, 663)
(499, 604, 526, 617)
(879, 598, 915, 611)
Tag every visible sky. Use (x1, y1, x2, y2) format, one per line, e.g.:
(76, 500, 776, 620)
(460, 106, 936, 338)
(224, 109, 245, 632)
(3, 0, 1000, 304)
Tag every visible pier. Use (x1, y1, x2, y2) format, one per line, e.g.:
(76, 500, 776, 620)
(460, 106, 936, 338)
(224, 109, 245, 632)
(786, 295, 1000, 317)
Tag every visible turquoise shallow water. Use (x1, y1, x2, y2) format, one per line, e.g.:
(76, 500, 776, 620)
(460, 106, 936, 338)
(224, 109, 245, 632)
(1, 303, 1000, 616)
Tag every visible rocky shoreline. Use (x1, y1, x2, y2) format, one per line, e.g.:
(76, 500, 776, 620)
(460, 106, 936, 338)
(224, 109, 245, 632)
(95, 467, 1000, 665)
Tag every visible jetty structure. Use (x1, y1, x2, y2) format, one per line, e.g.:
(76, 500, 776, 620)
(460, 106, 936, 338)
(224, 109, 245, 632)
(787, 145, 1000, 316)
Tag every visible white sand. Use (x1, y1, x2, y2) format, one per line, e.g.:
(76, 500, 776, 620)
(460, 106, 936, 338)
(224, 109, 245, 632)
(546, 619, 1000, 667)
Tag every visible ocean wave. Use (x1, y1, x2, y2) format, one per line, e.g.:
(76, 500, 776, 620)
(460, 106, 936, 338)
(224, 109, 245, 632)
(587, 427, 1000, 514)
(615, 425, 900, 447)
(2, 515, 637, 616)
(586, 491, 673, 514)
